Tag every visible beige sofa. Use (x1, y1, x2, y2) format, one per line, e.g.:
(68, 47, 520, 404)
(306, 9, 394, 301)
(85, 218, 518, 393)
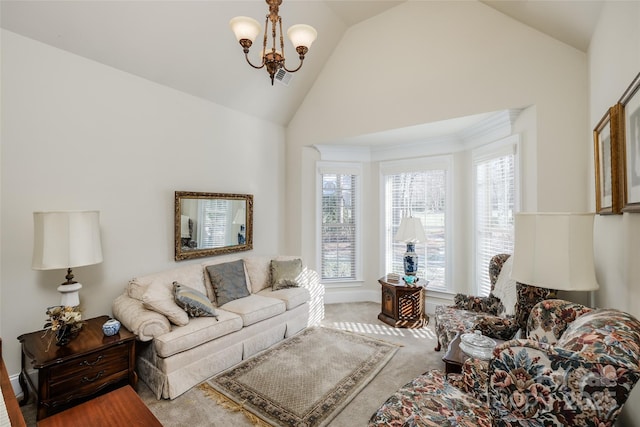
(112, 255, 324, 399)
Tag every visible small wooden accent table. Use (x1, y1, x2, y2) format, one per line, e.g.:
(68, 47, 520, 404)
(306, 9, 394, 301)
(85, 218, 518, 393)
(36, 385, 161, 427)
(378, 275, 427, 328)
(442, 332, 504, 374)
(18, 315, 137, 420)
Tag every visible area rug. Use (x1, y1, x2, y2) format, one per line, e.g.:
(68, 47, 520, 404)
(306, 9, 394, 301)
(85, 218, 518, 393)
(198, 326, 399, 427)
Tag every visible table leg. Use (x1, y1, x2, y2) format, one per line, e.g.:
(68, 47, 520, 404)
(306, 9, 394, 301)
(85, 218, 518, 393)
(18, 350, 29, 406)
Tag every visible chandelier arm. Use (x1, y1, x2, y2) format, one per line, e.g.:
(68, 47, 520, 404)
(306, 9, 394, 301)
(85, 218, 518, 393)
(282, 58, 304, 73)
(283, 46, 309, 73)
(244, 53, 266, 70)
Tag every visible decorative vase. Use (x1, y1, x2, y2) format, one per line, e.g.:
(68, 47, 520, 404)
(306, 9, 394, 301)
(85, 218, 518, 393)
(403, 242, 418, 276)
(102, 319, 121, 336)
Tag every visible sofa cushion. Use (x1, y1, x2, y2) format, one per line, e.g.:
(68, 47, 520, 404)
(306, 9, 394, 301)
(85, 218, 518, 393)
(206, 260, 250, 306)
(153, 310, 243, 358)
(173, 282, 218, 318)
(243, 257, 272, 293)
(220, 294, 286, 327)
(258, 287, 310, 310)
(243, 256, 303, 294)
(129, 264, 206, 301)
(270, 258, 303, 290)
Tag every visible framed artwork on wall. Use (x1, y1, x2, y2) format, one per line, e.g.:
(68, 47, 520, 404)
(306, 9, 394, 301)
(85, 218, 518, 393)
(620, 71, 640, 212)
(594, 104, 623, 214)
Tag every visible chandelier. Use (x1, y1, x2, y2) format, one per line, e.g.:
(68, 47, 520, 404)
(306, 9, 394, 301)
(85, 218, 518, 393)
(229, 0, 317, 85)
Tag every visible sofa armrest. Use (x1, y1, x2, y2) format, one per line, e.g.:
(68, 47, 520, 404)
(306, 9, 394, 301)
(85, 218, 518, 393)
(453, 293, 503, 315)
(487, 339, 638, 425)
(112, 292, 171, 341)
(526, 299, 593, 344)
(300, 268, 324, 295)
(472, 316, 519, 341)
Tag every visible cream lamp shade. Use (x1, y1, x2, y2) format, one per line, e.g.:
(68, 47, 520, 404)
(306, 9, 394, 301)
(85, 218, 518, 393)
(394, 217, 427, 243)
(232, 208, 245, 225)
(511, 212, 599, 292)
(32, 211, 103, 306)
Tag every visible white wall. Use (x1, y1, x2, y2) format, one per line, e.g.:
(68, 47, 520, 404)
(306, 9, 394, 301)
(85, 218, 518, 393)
(0, 30, 286, 376)
(588, 2, 640, 425)
(286, 1, 589, 300)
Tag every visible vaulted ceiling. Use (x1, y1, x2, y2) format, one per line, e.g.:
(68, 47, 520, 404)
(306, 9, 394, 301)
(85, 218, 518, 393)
(1, 1, 603, 129)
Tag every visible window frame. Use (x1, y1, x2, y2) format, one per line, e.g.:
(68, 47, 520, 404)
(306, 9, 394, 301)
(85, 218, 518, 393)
(316, 161, 363, 285)
(379, 156, 453, 292)
(472, 135, 521, 296)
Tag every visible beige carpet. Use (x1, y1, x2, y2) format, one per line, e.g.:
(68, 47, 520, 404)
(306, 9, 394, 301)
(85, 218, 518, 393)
(200, 326, 399, 427)
(20, 302, 446, 426)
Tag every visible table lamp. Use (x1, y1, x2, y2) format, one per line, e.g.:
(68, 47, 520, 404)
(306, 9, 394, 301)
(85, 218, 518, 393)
(233, 208, 246, 244)
(511, 212, 599, 296)
(32, 211, 103, 307)
(394, 217, 427, 276)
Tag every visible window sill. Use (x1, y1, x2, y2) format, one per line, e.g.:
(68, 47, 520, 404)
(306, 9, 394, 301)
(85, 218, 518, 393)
(322, 280, 364, 289)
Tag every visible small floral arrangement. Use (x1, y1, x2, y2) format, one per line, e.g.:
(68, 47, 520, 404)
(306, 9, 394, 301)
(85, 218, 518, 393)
(43, 305, 85, 350)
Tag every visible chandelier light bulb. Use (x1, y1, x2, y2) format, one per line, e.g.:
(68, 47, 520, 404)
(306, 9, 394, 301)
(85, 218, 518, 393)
(287, 24, 317, 49)
(229, 16, 261, 43)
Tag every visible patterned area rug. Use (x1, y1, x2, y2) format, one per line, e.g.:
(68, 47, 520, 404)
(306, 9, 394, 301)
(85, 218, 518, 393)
(199, 326, 399, 427)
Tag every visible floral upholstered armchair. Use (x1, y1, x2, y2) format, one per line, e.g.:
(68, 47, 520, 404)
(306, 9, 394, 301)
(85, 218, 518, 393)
(434, 254, 553, 352)
(369, 299, 640, 426)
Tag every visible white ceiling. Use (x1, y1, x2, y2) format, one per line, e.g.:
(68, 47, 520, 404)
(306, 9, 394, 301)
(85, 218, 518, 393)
(1, 0, 603, 136)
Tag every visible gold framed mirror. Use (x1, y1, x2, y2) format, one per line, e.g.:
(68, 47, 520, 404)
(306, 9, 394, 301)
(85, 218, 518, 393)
(174, 191, 253, 261)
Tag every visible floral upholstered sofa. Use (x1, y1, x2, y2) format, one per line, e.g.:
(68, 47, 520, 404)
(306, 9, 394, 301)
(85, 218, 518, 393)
(369, 299, 640, 426)
(434, 254, 553, 352)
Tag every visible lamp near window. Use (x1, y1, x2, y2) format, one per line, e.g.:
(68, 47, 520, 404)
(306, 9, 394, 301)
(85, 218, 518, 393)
(511, 213, 599, 297)
(395, 217, 427, 276)
(32, 211, 103, 307)
(233, 208, 246, 245)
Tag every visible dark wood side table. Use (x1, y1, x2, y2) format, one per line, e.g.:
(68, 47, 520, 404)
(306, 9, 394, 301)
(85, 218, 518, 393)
(18, 315, 137, 420)
(378, 275, 427, 328)
(36, 385, 161, 427)
(442, 332, 505, 374)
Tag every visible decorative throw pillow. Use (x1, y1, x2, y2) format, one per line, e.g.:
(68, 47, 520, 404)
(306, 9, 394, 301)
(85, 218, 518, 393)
(243, 257, 272, 293)
(206, 260, 250, 306)
(492, 256, 517, 316)
(271, 258, 302, 290)
(173, 282, 218, 318)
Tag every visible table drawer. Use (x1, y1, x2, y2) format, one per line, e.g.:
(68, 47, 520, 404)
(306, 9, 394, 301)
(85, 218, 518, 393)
(48, 368, 129, 401)
(49, 344, 129, 384)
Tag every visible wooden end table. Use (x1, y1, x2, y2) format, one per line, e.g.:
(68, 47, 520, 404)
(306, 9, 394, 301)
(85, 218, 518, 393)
(378, 275, 428, 328)
(442, 332, 504, 374)
(36, 385, 161, 427)
(18, 315, 137, 420)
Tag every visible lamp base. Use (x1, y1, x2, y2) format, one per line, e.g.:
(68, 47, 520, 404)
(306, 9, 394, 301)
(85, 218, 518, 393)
(403, 243, 418, 276)
(57, 282, 82, 307)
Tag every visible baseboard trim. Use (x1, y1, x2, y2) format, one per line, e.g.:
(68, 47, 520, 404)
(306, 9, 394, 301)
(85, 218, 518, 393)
(324, 289, 378, 304)
(10, 373, 23, 399)
(325, 288, 454, 317)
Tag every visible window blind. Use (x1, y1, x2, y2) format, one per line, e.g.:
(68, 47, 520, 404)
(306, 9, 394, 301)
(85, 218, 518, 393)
(384, 170, 447, 287)
(474, 151, 516, 296)
(320, 173, 357, 281)
(196, 199, 232, 249)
